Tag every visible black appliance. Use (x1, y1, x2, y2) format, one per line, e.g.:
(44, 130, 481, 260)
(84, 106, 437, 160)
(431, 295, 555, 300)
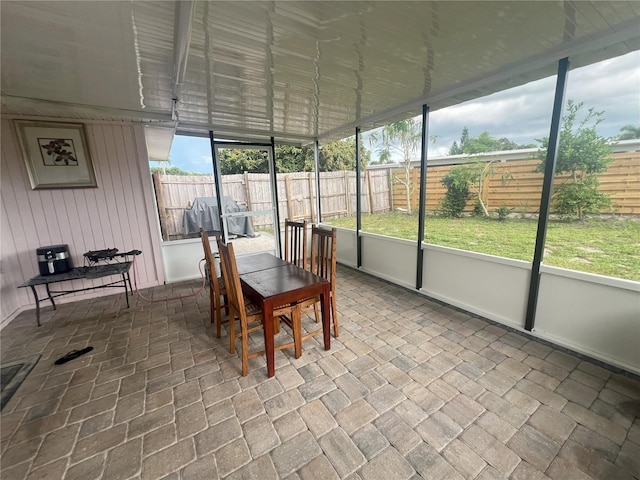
(37, 245, 72, 276)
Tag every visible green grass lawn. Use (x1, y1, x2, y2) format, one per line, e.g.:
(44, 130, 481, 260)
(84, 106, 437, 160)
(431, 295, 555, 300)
(325, 212, 640, 281)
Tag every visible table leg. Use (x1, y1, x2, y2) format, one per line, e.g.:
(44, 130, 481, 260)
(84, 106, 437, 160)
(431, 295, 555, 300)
(262, 299, 275, 377)
(321, 283, 331, 350)
(122, 274, 130, 308)
(125, 271, 133, 296)
(45, 283, 57, 310)
(30, 285, 41, 327)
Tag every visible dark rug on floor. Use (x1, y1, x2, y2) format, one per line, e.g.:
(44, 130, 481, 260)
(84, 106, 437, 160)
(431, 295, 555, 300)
(1, 355, 40, 411)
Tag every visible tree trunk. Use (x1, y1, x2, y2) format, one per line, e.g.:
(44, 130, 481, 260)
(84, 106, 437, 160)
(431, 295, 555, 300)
(405, 167, 412, 214)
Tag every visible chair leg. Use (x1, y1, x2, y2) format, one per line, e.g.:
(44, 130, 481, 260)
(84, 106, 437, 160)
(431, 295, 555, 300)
(241, 317, 249, 377)
(331, 293, 339, 337)
(229, 309, 237, 354)
(313, 303, 320, 324)
(209, 290, 215, 325)
(216, 299, 223, 338)
(292, 308, 303, 359)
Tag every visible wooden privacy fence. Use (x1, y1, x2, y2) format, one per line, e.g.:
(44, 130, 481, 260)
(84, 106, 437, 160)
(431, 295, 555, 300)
(153, 170, 392, 240)
(391, 150, 640, 215)
(153, 150, 639, 240)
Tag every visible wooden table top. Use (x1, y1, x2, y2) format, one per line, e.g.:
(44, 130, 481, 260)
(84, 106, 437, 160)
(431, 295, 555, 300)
(240, 263, 328, 304)
(237, 257, 331, 377)
(235, 252, 289, 276)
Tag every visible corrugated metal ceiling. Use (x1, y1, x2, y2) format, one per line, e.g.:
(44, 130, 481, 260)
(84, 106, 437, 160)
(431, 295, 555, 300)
(2, 1, 639, 146)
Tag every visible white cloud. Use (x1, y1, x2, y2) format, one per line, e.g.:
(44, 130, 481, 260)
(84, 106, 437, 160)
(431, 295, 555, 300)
(371, 50, 639, 161)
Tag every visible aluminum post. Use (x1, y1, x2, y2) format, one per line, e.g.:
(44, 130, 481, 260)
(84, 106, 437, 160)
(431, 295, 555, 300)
(525, 57, 570, 331)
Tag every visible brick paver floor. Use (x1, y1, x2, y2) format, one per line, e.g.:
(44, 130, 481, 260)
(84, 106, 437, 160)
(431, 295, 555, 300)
(1, 266, 639, 479)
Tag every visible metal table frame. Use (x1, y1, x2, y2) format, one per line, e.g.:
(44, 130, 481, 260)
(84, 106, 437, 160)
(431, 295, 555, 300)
(18, 262, 133, 326)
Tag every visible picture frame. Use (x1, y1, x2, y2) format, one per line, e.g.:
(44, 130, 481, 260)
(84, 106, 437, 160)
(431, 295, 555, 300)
(14, 120, 97, 189)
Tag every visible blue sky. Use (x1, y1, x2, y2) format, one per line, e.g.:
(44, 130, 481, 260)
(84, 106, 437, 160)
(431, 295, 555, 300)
(150, 135, 213, 174)
(152, 50, 639, 173)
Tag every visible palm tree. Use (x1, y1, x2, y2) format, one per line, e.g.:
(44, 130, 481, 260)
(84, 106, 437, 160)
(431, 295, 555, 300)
(617, 124, 640, 140)
(369, 118, 422, 213)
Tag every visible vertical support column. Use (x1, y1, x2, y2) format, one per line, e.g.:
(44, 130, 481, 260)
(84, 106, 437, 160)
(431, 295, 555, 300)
(356, 127, 362, 268)
(268, 136, 282, 256)
(209, 130, 226, 242)
(525, 57, 570, 331)
(416, 104, 430, 289)
(314, 140, 321, 223)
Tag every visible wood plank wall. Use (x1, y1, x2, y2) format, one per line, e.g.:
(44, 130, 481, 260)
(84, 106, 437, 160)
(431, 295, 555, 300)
(1, 119, 164, 325)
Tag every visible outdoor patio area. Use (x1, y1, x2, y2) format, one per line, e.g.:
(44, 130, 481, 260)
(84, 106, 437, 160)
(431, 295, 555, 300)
(1, 266, 638, 480)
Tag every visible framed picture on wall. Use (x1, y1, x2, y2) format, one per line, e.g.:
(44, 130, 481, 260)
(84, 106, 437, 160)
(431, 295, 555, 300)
(14, 120, 97, 189)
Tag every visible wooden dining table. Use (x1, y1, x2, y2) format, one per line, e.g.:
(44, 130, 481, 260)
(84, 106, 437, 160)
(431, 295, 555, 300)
(235, 252, 331, 377)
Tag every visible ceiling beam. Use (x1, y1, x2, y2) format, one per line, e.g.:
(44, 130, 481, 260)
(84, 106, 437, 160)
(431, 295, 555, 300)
(172, 0, 196, 118)
(176, 121, 317, 145)
(1, 95, 174, 123)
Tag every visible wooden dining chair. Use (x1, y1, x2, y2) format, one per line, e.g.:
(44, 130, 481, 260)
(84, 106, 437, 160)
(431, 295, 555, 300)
(281, 224, 339, 356)
(306, 225, 339, 337)
(200, 228, 228, 338)
(283, 218, 308, 269)
(217, 238, 303, 375)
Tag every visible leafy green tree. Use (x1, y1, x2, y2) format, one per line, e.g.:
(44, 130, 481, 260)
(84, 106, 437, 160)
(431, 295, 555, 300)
(465, 131, 500, 154)
(218, 149, 269, 174)
(150, 165, 207, 176)
(320, 138, 370, 171)
(276, 145, 314, 172)
(216, 140, 369, 175)
(449, 127, 470, 155)
(449, 128, 531, 155)
(369, 118, 422, 213)
(466, 132, 523, 153)
(616, 124, 640, 140)
(536, 100, 613, 220)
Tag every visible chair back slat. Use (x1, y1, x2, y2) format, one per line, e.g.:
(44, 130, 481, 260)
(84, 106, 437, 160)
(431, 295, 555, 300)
(310, 226, 336, 288)
(200, 228, 221, 288)
(217, 239, 244, 315)
(200, 228, 214, 279)
(284, 219, 308, 269)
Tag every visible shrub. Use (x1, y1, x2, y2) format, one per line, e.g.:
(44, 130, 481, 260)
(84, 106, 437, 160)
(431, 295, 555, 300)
(473, 200, 485, 217)
(553, 176, 613, 219)
(440, 166, 474, 217)
(495, 205, 512, 221)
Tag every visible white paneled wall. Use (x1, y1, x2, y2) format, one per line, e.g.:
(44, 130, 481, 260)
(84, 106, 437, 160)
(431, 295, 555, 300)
(536, 267, 640, 373)
(0, 118, 164, 326)
(360, 233, 417, 290)
(421, 245, 531, 330)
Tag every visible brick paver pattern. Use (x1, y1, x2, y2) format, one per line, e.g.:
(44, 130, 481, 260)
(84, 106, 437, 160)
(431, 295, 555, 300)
(1, 267, 639, 479)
